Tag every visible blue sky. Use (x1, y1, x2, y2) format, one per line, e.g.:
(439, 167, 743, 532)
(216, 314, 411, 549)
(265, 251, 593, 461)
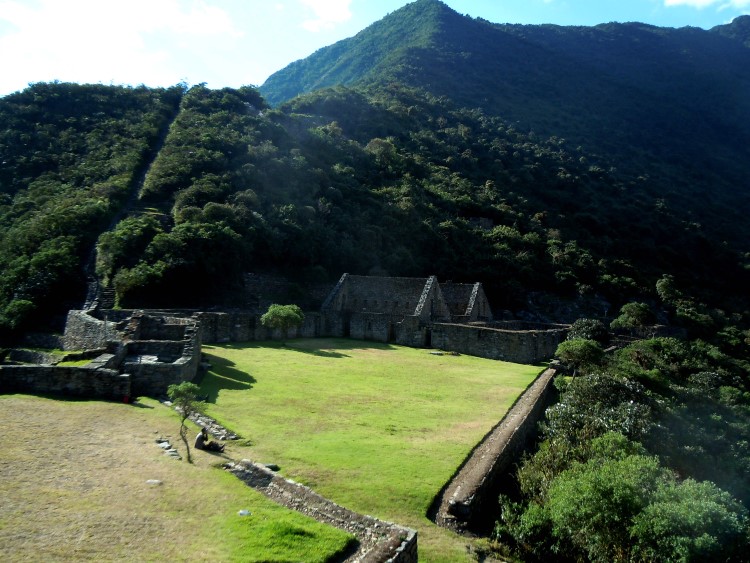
(0, 0, 748, 97)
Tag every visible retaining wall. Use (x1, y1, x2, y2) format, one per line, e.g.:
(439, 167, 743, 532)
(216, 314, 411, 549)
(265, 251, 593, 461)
(436, 368, 558, 532)
(431, 323, 567, 364)
(227, 460, 417, 563)
(0, 365, 130, 400)
(64, 310, 122, 350)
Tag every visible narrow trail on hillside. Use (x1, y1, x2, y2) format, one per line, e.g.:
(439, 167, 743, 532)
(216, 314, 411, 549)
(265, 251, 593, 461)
(82, 94, 184, 310)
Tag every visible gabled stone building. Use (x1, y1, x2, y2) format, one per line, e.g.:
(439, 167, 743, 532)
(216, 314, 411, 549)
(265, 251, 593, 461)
(318, 274, 493, 345)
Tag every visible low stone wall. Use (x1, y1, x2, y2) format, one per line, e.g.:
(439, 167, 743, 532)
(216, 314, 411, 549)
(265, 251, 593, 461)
(435, 368, 557, 532)
(0, 365, 130, 400)
(431, 323, 567, 364)
(227, 459, 417, 563)
(192, 311, 565, 365)
(124, 356, 197, 397)
(128, 340, 186, 362)
(8, 349, 59, 365)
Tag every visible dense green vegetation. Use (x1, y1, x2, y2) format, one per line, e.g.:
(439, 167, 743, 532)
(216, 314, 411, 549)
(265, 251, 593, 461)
(89, 82, 749, 317)
(493, 299, 750, 560)
(199, 338, 540, 561)
(0, 82, 182, 335)
(262, 0, 750, 259)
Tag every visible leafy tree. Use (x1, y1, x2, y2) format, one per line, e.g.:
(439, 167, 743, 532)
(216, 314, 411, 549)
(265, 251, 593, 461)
(631, 478, 749, 562)
(610, 302, 655, 331)
(502, 432, 750, 562)
(567, 318, 609, 345)
(260, 304, 304, 345)
(545, 449, 668, 562)
(555, 338, 604, 376)
(166, 381, 204, 464)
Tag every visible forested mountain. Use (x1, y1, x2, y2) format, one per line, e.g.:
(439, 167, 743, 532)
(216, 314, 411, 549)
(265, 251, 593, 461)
(262, 0, 750, 251)
(1, 1, 749, 336)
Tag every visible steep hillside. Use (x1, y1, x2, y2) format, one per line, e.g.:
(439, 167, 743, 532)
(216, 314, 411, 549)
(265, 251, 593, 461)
(261, 1, 750, 251)
(1, 80, 748, 338)
(0, 83, 183, 334)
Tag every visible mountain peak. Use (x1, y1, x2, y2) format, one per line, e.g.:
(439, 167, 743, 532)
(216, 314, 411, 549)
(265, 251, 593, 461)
(259, 0, 467, 105)
(711, 14, 750, 47)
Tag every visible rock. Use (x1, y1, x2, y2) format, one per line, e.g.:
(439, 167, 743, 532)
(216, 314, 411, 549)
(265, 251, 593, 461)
(238, 509, 251, 516)
(146, 479, 163, 486)
(265, 463, 280, 471)
(158, 442, 171, 449)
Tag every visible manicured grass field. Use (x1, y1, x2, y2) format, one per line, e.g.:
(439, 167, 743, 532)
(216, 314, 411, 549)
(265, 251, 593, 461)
(200, 338, 541, 562)
(0, 395, 353, 562)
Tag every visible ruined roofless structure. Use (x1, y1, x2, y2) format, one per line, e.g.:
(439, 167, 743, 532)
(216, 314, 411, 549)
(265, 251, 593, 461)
(321, 274, 493, 324)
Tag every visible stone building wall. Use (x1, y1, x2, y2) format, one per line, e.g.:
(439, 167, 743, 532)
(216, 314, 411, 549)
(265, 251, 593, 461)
(124, 356, 198, 397)
(394, 315, 429, 348)
(63, 310, 123, 350)
(322, 274, 432, 318)
(348, 312, 392, 342)
(414, 276, 452, 322)
(431, 323, 567, 364)
(0, 365, 130, 400)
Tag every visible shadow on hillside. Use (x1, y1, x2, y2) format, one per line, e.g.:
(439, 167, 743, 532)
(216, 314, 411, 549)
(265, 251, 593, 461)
(198, 354, 256, 403)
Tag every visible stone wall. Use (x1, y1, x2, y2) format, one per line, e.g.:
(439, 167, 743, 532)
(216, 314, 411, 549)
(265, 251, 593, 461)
(193, 310, 566, 365)
(394, 315, 429, 348)
(63, 310, 123, 350)
(8, 349, 59, 365)
(431, 323, 567, 364)
(414, 276, 452, 322)
(124, 356, 198, 397)
(59, 310, 202, 398)
(0, 365, 130, 400)
(227, 459, 418, 563)
(323, 274, 432, 318)
(349, 312, 392, 342)
(436, 369, 558, 532)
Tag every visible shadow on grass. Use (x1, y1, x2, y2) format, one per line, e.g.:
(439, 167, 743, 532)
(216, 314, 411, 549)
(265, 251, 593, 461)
(283, 346, 350, 359)
(129, 399, 155, 409)
(198, 354, 257, 403)
(210, 338, 398, 359)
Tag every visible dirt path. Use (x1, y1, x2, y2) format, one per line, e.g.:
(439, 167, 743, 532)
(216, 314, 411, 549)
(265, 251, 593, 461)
(433, 368, 556, 531)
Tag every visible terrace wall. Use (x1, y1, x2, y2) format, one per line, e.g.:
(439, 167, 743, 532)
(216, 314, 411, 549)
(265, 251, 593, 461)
(0, 365, 130, 400)
(431, 323, 567, 364)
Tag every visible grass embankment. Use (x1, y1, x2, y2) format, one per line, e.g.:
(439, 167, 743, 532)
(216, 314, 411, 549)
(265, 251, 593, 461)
(0, 395, 353, 562)
(200, 338, 541, 562)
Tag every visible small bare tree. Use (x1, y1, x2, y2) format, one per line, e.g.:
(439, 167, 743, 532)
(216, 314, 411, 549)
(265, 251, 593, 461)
(167, 381, 204, 463)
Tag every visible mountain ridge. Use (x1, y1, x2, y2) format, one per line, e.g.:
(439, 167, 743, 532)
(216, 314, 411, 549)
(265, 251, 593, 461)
(260, 1, 750, 252)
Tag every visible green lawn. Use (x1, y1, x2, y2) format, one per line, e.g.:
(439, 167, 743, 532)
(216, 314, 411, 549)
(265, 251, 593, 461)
(200, 338, 542, 562)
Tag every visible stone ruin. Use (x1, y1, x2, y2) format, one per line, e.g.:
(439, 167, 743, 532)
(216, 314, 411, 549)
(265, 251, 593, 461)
(0, 273, 567, 400)
(0, 308, 201, 400)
